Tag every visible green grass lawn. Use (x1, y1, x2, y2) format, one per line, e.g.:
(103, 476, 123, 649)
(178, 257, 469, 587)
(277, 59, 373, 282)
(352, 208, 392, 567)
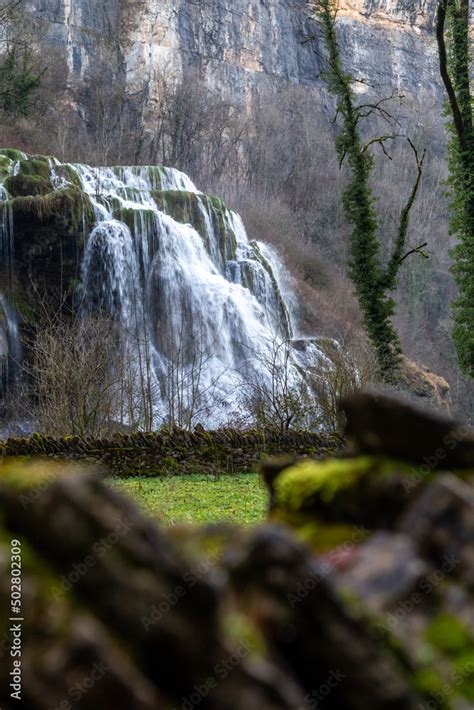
(112, 473, 267, 526)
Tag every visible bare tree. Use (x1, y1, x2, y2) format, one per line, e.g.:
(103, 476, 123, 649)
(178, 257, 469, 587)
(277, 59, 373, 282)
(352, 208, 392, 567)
(118, 296, 161, 433)
(143, 65, 246, 186)
(160, 314, 229, 430)
(238, 336, 317, 432)
(26, 311, 123, 437)
(308, 336, 378, 432)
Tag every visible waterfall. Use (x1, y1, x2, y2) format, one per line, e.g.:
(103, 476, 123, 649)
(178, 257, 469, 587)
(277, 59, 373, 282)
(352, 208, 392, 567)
(0, 151, 332, 430)
(72, 162, 330, 428)
(0, 176, 21, 398)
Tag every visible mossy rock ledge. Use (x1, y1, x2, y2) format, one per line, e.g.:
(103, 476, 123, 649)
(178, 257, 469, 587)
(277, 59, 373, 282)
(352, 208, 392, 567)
(0, 394, 473, 708)
(0, 151, 96, 317)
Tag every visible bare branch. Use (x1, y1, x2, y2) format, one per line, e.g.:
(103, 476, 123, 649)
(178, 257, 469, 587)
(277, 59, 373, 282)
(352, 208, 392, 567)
(362, 134, 400, 160)
(398, 242, 429, 265)
(382, 137, 427, 289)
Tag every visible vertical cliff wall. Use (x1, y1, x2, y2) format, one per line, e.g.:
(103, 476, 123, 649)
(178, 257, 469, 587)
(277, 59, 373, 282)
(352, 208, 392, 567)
(24, 0, 444, 114)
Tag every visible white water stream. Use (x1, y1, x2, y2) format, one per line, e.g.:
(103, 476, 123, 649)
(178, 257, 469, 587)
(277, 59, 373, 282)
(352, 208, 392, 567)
(0, 154, 331, 429)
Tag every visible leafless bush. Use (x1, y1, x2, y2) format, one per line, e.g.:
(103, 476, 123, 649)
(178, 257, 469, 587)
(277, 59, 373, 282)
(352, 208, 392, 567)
(235, 330, 378, 433)
(25, 312, 123, 437)
(114, 324, 159, 434)
(157, 314, 229, 431)
(79, 62, 139, 165)
(309, 337, 379, 432)
(238, 336, 317, 432)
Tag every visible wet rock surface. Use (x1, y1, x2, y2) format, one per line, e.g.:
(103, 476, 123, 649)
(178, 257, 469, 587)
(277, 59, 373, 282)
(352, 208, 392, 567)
(0, 393, 473, 708)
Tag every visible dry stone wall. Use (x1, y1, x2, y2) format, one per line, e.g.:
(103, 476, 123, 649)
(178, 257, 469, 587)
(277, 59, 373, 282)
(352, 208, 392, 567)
(1, 394, 474, 709)
(0, 428, 343, 476)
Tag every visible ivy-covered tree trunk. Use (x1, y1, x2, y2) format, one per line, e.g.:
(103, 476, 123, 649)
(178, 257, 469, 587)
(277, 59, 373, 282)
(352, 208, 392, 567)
(436, 0, 474, 378)
(315, 0, 425, 381)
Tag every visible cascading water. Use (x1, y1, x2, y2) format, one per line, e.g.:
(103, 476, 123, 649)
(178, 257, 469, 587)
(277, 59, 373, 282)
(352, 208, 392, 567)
(0, 150, 332, 430)
(75, 163, 332, 427)
(0, 162, 22, 399)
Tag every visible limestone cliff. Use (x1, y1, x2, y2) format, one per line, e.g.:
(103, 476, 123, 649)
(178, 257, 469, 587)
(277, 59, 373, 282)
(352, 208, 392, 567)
(25, 0, 444, 113)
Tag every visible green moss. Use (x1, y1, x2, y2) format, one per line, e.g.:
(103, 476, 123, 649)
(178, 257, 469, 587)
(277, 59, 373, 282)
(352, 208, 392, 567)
(114, 207, 157, 238)
(413, 667, 446, 699)
(54, 164, 82, 189)
(0, 459, 59, 491)
(0, 154, 12, 181)
(249, 240, 290, 333)
(116, 165, 164, 190)
(160, 456, 182, 474)
(417, 617, 474, 705)
(453, 650, 474, 675)
(156, 189, 200, 220)
(212, 202, 237, 262)
(454, 651, 474, 701)
(149, 189, 239, 266)
(4, 173, 52, 197)
(147, 166, 165, 189)
(204, 195, 220, 208)
(9, 188, 95, 233)
(275, 456, 375, 510)
(18, 157, 51, 181)
(222, 611, 267, 658)
(274, 455, 420, 512)
(0, 148, 27, 161)
(2, 156, 83, 196)
(425, 614, 473, 655)
(285, 517, 368, 552)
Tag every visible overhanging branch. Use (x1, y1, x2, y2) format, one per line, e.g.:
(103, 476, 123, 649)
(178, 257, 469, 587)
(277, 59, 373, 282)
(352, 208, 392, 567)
(398, 242, 429, 265)
(382, 137, 427, 290)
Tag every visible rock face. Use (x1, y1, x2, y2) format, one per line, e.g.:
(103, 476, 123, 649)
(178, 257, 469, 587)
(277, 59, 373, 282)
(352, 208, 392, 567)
(24, 0, 444, 114)
(399, 358, 452, 413)
(1, 393, 474, 708)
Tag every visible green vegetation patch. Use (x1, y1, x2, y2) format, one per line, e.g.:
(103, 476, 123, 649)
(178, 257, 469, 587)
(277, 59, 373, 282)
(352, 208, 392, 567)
(274, 455, 417, 512)
(114, 206, 157, 238)
(0, 154, 12, 182)
(0, 148, 26, 161)
(18, 157, 51, 181)
(420, 613, 474, 705)
(154, 189, 202, 225)
(7, 187, 95, 234)
(152, 190, 237, 262)
(5, 173, 52, 197)
(425, 613, 473, 656)
(112, 473, 267, 526)
(0, 459, 63, 492)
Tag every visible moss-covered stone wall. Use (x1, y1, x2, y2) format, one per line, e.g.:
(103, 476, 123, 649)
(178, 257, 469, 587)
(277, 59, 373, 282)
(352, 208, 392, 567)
(0, 428, 343, 476)
(1, 394, 473, 709)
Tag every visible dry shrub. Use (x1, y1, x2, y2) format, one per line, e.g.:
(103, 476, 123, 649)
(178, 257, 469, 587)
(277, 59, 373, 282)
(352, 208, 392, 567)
(311, 337, 379, 432)
(27, 313, 123, 437)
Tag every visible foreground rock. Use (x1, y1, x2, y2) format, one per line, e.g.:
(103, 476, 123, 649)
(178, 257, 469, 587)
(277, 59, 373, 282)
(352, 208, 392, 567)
(0, 393, 473, 708)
